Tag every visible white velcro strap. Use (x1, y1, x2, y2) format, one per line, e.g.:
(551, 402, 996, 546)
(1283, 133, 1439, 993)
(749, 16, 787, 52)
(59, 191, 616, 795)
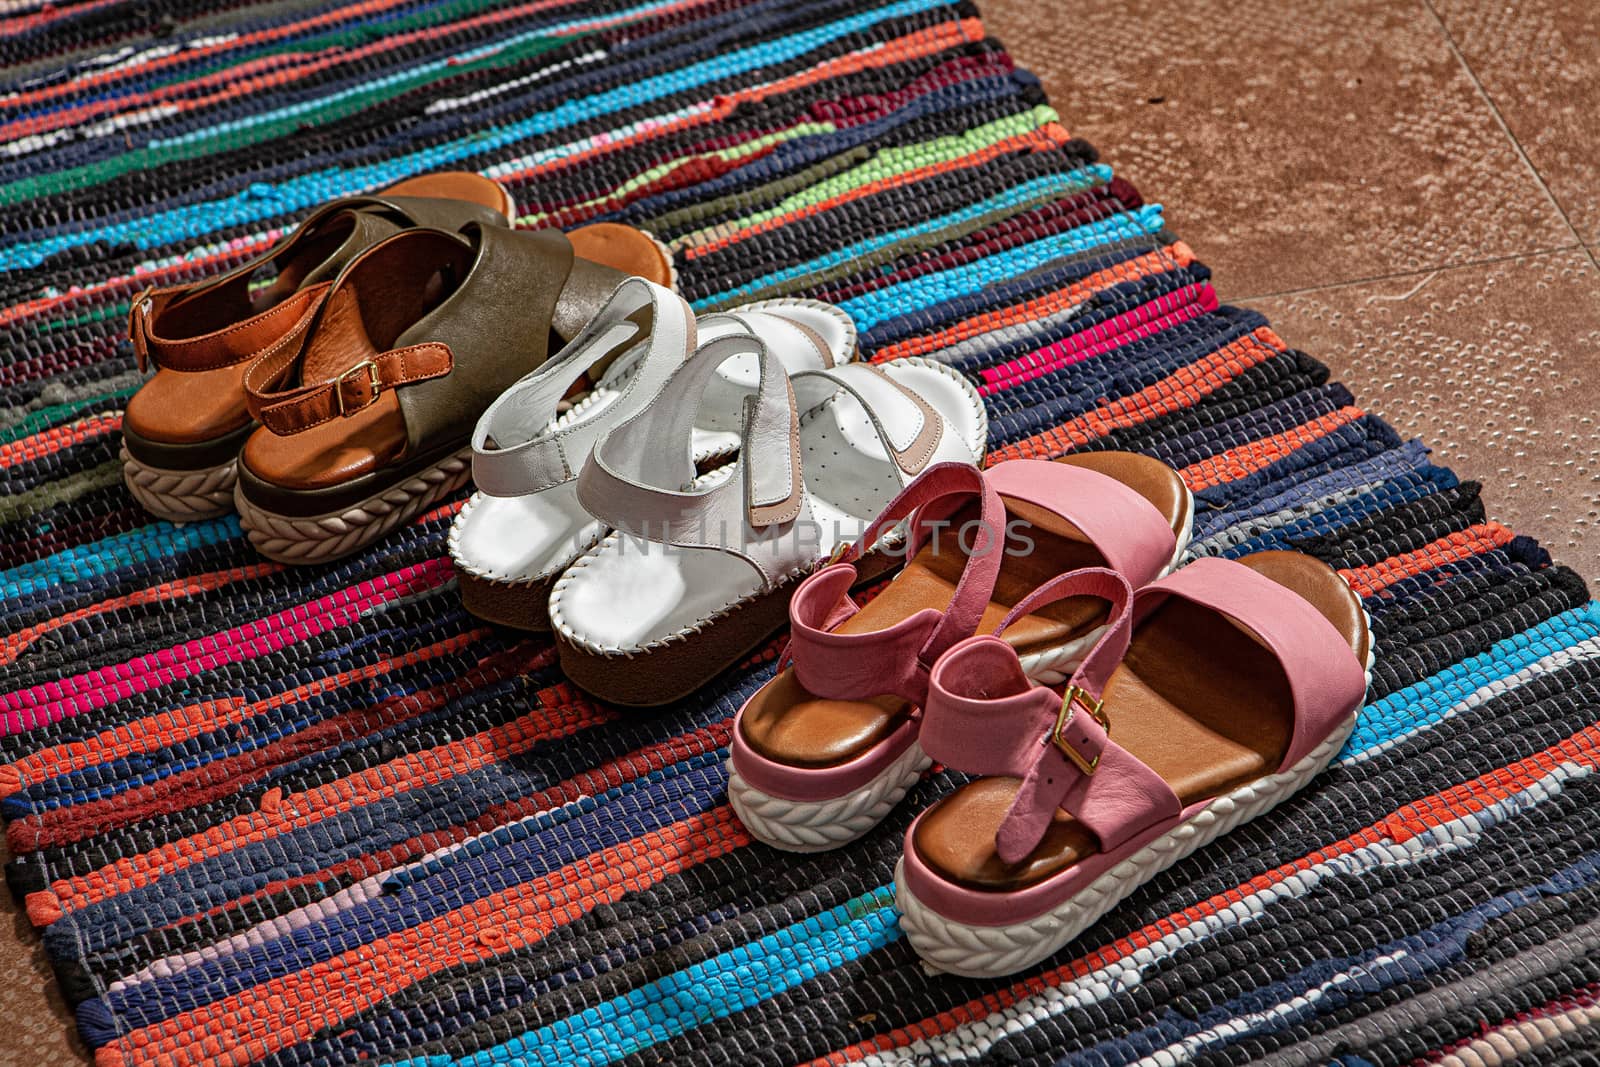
(575, 332, 805, 587)
(742, 365, 801, 524)
(469, 279, 690, 497)
(791, 363, 945, 477)
(713, 310, 833, 371)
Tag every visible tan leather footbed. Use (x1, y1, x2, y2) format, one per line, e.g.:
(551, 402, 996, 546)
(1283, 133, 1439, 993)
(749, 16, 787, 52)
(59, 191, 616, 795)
(242, 223, 673, 492)
(122, 223, 359, 446)
(126, 362, 258, 447)
(737, 453, 1189, 770)
(383, 172, 515, 221)
(912, 550, 1370, 892)
(568, 223, 672, 285)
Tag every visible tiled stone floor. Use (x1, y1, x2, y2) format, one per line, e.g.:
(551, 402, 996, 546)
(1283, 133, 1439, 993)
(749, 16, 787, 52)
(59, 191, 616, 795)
(1, 3, 1596, 1064)
(987, 0, 1600, 579)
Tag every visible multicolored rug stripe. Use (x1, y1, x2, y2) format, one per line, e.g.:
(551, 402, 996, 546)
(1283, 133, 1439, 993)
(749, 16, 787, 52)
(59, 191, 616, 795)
(4, 1, 1598, 1064)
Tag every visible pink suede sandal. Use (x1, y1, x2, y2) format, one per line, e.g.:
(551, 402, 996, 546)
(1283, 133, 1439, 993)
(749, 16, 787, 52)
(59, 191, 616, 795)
(727, 452, 1193, 853)
(895, 554, 1372, 978)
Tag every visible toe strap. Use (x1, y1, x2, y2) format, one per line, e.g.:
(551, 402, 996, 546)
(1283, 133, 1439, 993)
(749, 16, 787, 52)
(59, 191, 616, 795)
(985, 459, 1177, 587)
(1132, 557, 1369, 769)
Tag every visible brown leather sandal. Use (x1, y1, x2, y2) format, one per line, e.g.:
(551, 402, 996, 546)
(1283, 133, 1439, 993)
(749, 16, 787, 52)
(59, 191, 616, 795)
(120, 172, 516, 522)
(233, 220, 674, 564)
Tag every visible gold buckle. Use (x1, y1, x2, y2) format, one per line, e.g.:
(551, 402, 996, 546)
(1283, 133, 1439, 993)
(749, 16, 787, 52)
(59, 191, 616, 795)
(128, 286, 157, 371)
(825, 540, 854, 566)
(1051, 685, 1110, 775)
(127, 286, 155, 332)
(333, 361, 381, 416)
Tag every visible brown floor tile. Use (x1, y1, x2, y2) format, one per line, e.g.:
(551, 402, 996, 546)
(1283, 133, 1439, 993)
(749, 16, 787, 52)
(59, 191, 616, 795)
(1247, 250, 1600, 580)
(982, 0, 1575, 298)
(1431, 0, 1600, 250)
(0, 844, 86, 1066)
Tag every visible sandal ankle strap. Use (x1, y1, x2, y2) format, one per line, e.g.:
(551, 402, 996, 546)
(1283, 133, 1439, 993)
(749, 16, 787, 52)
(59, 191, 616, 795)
(129, 191, 504, 375)
(779, 463, 1008, 702)
(129, 283, 328, 375)
(992, 565, 1137, 699)
(576, 332, 804, 587)
(243, 224, 594, 443)
(921, 566, 1180, 864)
(244, 342, 455, 434)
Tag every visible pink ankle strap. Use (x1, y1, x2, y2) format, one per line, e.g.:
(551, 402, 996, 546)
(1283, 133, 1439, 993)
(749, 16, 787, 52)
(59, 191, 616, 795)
(920, 567, 1178, 863)
(993, 566, 1135, 700)
(784, 565, 944, 705)
(781, 463, 1007, 702)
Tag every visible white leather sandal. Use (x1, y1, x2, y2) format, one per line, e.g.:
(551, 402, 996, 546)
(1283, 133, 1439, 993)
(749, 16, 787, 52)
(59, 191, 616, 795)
(548, 335, 987, 706)
(449, 281, 856, 630)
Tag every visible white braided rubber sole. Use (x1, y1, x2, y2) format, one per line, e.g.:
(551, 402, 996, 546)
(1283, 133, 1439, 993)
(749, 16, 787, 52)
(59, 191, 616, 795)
(120, 445, 237, 522)
(235, 447, 471, 564)
(727, 483, 1198, 849)
(728, 741, 931, 853)
(894, 708, 1361, 978)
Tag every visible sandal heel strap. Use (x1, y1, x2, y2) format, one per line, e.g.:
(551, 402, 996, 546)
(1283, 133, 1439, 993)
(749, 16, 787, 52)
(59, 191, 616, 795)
(919, 648, 1180, 865)
(245, 343, 453, 435)
(922, 567, 1136, 777)
(131, 284, 327, 376)
(827, 462, 1008, 664)
(782, 564, 942, 705)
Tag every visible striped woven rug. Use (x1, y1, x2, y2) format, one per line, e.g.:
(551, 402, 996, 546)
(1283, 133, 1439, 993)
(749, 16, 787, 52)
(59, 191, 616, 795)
(5, 1, 1599, 1064)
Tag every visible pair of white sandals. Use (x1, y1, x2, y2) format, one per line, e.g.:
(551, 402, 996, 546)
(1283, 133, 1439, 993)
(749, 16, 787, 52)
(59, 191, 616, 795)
(448, 279, 988, 706)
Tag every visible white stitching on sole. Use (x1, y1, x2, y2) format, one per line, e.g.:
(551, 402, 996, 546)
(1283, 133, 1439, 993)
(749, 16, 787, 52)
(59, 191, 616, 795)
(234, 447, 471, 564)
(728, 741, 932, 853)
(548, 356, 989, 658)
(642, 231, 681, 294)
(120, 445, 237, 522)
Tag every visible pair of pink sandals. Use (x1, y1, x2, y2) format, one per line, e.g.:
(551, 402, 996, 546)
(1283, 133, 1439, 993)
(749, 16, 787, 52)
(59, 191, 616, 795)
(728, 456, 1371, 978)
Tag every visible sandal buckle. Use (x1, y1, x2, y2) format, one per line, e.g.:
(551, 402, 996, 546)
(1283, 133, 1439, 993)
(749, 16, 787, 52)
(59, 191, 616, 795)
(127, 286, 155, 333)
(334, 360, 381, 416)
(128, 286, 157, 371)
(1051, 685, 1109, 775)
